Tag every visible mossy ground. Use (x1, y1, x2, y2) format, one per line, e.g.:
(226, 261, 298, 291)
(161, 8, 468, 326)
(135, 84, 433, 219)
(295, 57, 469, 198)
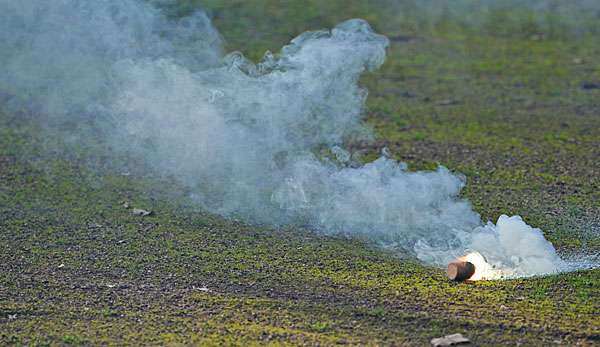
(1, 1, 599, 345)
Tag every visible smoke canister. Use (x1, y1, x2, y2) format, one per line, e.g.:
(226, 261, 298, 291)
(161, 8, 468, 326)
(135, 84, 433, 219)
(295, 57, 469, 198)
(447, 261, 475, 281)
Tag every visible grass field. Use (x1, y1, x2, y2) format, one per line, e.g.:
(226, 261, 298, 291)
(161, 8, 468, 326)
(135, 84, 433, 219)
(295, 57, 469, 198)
(1, 1, 599, 345)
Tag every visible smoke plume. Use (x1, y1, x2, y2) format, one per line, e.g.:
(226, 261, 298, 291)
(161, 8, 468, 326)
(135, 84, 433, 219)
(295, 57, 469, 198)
(1, 0, 594, 278)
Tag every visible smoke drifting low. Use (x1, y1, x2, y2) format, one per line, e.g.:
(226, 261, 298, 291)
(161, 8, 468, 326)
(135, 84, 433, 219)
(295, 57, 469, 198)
(0, 0, 592, 278)
(379, 0, 600, 39)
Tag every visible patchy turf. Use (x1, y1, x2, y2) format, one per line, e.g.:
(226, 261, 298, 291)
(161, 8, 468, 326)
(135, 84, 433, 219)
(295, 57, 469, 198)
(1, 1, 599, 345)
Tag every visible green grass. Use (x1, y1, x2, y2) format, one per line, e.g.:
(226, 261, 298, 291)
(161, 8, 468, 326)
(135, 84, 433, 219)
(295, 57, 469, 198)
(1, 1, 600, 345)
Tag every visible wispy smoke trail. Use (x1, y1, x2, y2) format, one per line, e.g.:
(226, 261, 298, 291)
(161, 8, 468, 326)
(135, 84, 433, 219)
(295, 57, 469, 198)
(377, 0, 600, 38)
(1, 0, 594, 278)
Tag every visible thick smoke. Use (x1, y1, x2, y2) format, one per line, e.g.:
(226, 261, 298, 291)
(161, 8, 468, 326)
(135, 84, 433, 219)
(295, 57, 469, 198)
(1, 0, 594, 278)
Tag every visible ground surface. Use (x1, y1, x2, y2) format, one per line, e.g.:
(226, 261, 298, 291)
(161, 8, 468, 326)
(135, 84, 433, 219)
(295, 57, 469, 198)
(1, 1, 599, 346)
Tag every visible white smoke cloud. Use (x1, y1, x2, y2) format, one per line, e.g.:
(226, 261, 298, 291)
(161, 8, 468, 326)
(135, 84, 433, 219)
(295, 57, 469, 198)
(1, 0, 595, 278)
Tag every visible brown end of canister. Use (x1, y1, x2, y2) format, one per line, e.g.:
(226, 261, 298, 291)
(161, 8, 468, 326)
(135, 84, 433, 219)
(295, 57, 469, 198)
(447, 261, 476, 281)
